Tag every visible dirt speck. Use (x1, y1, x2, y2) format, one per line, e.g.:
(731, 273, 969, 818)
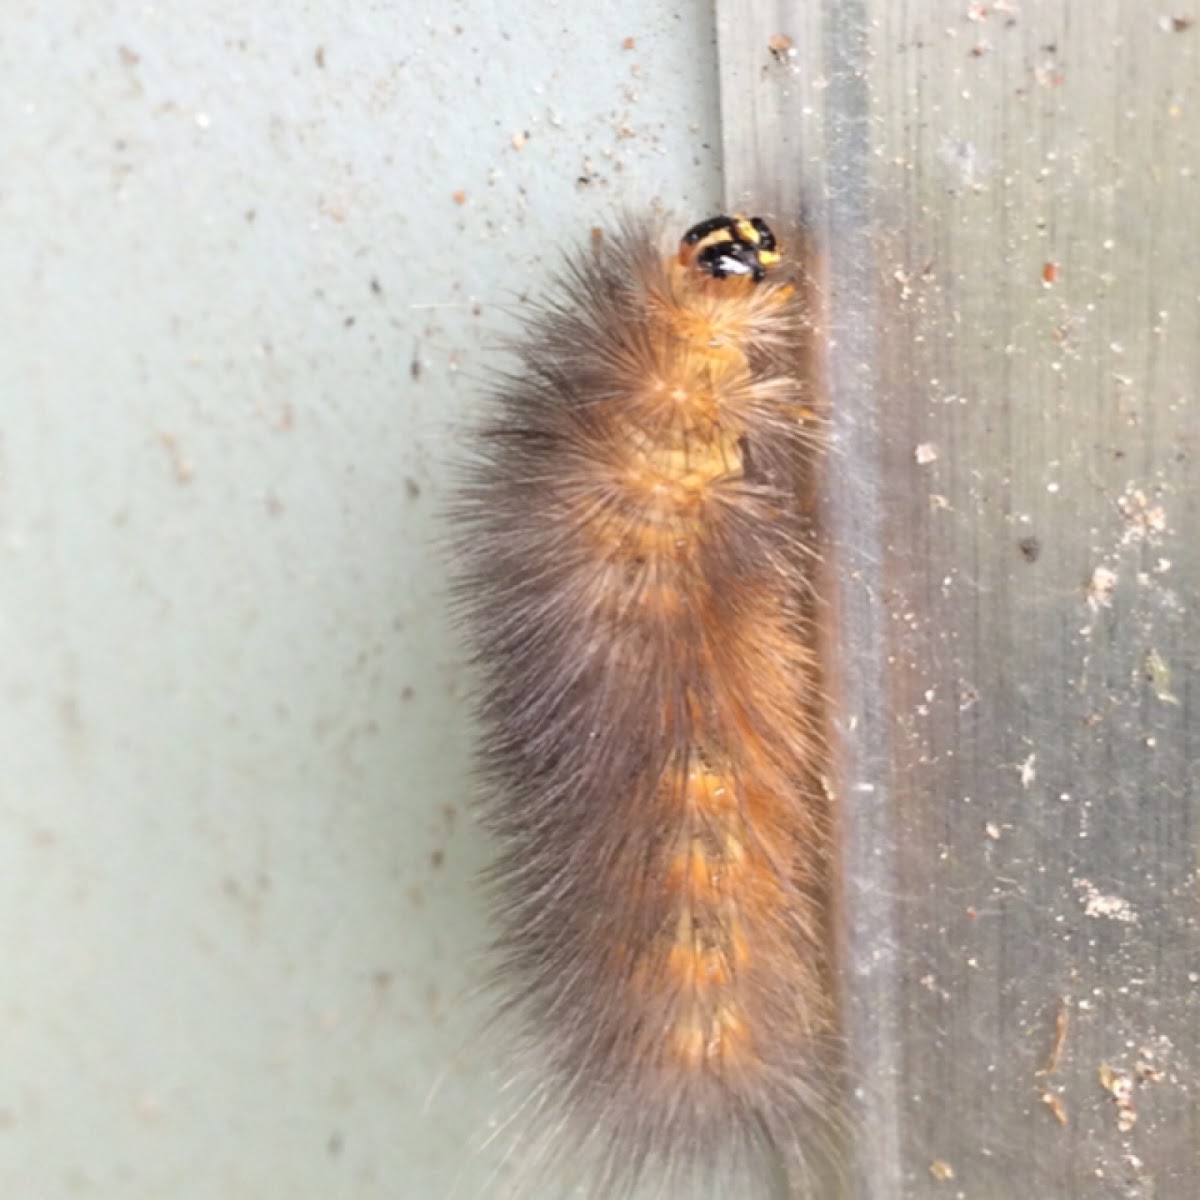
(1075, 878, 1137, 923)
(1019, 753, 1037, 789)
(1086, 564, 1118, 610)
(1099, 1063, 1138, 1132)
(768, 33, 795, 63)
(1117, 485, 1166, 546)
(1144, 647, 1180, 704)
(155, 430, 194, 485)
(1036, 999, 1070, 1076)
(1040, 1090, 1068, 1125)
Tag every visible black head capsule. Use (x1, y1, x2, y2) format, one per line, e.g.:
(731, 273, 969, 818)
(679, 214, 781, 283)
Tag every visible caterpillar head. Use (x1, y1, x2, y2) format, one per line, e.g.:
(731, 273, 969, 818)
(679, 214, 781, 283)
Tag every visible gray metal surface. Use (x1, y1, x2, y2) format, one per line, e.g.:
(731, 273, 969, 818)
(720, 2, 1199, 1197)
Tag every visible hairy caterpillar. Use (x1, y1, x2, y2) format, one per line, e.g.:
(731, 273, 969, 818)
(455, 215, 838, 1197)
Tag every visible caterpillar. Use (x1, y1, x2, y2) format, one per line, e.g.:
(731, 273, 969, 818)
(455, 214, 839, 1198)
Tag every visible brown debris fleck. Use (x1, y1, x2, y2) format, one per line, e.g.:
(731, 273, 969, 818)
(155, 430, 194, 485)
(1018, 535, 1041, 562)
(768, 33, 795, 63)
(1098, 1063, 1138, 1133)
(1040, 1090, 1068, 1125)
(1036, 998, 1070, 1076)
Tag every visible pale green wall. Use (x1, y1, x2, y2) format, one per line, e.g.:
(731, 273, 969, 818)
(0, 4, 721, 1196)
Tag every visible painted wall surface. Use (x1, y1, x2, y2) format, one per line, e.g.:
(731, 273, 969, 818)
(0, 4, 722, 1196)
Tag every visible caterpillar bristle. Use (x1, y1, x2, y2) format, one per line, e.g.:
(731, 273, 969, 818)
(453, 215, 842, 1198)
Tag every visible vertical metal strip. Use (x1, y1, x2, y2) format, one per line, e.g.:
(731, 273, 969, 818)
(715, 3, 903, 1197)
(819, 6, 904, 1198)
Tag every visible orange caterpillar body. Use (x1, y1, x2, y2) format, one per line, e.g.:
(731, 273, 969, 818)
(457, 216, 836, 1197)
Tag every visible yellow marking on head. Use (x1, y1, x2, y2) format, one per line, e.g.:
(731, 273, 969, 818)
(731, 215, 758, 243)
